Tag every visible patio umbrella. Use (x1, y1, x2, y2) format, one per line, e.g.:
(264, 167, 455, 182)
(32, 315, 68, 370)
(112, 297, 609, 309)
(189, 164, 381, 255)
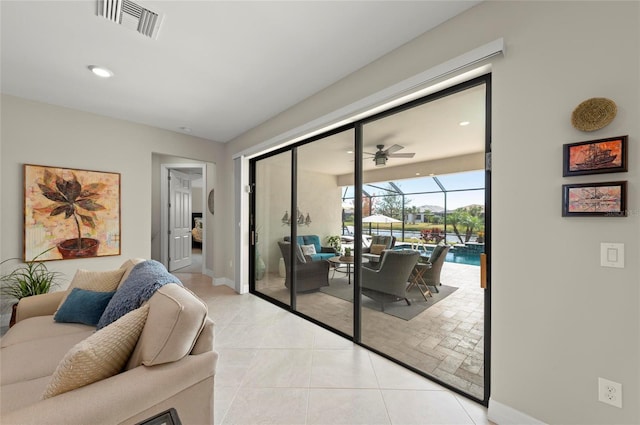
(362, 214, 402, 234)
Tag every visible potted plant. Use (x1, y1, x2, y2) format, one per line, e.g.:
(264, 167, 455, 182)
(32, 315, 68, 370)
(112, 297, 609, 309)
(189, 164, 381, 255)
(326, 235, 342, 254)
(37, 170, 106, 259)
(1, 248, 62, 327)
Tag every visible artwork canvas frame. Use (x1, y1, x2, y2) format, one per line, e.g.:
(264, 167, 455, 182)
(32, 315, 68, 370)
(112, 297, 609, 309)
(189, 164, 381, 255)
(562, 181, 627, 217)
(563, 135, 628, 176)
(24, 164, 121, 261)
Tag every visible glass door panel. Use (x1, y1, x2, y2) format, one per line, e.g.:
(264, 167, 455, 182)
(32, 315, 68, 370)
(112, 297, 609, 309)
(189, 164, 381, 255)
(295, 129, 355, 337)
(253, 150, 291, 306)
(359, 83, 487, 400)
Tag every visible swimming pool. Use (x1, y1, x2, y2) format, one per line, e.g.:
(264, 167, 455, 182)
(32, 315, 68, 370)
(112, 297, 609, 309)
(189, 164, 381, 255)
(393, 245, 481, 266)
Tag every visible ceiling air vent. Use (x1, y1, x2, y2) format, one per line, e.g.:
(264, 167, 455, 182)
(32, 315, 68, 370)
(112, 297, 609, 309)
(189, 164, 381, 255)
(97, 0, 163, 39)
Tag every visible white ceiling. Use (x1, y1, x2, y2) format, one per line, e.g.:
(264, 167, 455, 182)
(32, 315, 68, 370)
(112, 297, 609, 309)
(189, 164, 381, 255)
(0, 0, 481, 143)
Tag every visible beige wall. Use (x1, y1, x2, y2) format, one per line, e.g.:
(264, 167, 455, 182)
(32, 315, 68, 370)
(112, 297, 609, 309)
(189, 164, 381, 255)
(0, 94, 226, 289)
(226, 2, 639, 424)
(255, 160, 342, 273)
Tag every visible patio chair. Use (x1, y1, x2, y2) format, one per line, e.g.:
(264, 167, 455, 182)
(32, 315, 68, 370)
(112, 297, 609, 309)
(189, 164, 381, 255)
(362, 235, 396, 268)
(361, 250, 419, 311)
(278, 241, 329, 292)
(421, 244, 451, 293)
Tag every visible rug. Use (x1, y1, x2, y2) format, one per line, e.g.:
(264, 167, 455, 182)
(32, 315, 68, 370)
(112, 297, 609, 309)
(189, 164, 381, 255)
(319, 278, 457, 321)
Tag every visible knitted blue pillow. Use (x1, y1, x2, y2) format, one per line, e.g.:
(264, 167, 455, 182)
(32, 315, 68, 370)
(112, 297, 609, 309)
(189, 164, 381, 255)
(97, 260, 181, 330)
(54, 288, 116, 327)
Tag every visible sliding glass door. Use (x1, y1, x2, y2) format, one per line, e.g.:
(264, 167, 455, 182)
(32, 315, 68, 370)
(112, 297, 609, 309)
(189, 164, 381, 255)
(358, 82, 488, 400)
(250, 75, 490, 404)
(294, 129, 355, 336)
(252, 150, 291, 307)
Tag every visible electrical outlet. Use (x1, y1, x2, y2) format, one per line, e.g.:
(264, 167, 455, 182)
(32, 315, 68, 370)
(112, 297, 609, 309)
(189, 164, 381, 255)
(598, 377, 622, 408)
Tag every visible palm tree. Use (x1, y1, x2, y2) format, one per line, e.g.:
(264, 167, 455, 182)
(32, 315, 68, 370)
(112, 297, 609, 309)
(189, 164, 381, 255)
(463, 215, 484, 242)
(446, 209, 468, 243)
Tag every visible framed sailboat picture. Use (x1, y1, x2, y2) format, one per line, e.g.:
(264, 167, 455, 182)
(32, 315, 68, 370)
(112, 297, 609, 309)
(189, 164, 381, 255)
(563, 135, 627, 176)
(562, 181, 627, 217)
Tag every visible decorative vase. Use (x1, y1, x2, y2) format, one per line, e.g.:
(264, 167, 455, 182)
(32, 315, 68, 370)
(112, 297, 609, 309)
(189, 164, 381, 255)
(255, 251, 266, 281)
(57, 238, 100, 259)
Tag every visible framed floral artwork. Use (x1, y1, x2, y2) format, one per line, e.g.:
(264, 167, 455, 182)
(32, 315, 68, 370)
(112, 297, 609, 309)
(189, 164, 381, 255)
(24, 164, 121, 261)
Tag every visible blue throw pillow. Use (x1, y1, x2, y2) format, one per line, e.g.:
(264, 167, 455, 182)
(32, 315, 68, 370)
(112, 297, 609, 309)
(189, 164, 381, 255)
(54, 288, 116, 327)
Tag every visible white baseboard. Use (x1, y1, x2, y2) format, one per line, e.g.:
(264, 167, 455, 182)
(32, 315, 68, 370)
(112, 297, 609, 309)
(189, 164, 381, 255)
(213, 276, 234, 289)
(488, 398, 546, 425)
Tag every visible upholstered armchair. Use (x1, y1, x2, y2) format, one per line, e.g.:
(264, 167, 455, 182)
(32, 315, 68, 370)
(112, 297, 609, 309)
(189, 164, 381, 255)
(361, 250, 419, 311)
(421, 244, 450, 292)
(362, 235, 396, 268)
(278, 241, 330, 292)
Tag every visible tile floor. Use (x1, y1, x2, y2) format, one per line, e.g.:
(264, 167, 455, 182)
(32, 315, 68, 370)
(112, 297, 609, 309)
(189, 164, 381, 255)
(255, 262, 485, 399)
(176, 272, 492, 425)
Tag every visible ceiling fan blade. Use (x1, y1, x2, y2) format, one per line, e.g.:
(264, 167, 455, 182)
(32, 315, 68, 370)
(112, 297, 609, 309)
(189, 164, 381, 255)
(363, 151, 377, 156)
(388, 152, 415, 158)
(384, 144, 404, 154)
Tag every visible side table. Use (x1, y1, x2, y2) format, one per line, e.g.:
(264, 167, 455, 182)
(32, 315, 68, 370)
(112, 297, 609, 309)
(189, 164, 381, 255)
(408, 262, 433, 301)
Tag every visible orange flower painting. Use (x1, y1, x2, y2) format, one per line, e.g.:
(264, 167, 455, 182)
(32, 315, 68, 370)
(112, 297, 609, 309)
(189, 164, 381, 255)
(24, 165, 121, 261)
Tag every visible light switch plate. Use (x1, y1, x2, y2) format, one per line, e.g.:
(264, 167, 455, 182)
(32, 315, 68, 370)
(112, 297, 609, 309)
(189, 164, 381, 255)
(601, 243, 624, 268)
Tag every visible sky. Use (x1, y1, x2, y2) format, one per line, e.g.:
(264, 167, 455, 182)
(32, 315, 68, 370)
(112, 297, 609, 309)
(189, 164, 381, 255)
(343, 170, 486, 211)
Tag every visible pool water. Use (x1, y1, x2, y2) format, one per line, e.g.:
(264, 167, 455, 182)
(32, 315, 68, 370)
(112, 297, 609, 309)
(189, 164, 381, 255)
(393, 245, 481, 266)
(443, 251, 481, 266)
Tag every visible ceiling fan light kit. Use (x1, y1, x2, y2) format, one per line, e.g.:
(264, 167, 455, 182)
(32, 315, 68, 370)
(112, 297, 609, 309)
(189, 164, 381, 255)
(367, 144, 415, 167)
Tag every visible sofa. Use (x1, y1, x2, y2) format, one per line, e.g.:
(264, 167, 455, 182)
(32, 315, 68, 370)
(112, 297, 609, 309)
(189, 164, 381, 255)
(0, 258, 218, 425)
(283, 235, 337, 261)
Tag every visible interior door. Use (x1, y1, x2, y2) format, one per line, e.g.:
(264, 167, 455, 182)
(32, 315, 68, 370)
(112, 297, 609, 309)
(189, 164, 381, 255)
(169, 169, 192, 271)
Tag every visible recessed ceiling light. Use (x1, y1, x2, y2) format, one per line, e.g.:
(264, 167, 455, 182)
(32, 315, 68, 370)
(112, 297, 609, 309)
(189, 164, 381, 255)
(459, 121, 470, 126)
(415, 172, 421, 176)
(88, 65, 113, 78)
(347, 150, 353, 154)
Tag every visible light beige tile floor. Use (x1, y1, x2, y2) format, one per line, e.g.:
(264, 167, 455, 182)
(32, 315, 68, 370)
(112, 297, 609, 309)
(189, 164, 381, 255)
(255, 261, 485, 399)
(176, 273, 492, 425)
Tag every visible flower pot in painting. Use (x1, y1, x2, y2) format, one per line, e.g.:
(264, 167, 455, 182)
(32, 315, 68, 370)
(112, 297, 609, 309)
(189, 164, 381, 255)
(57, 238, 100, 259)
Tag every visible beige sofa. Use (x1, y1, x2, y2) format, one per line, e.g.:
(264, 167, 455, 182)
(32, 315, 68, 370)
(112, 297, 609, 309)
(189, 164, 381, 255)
(0, 259, 218, 425)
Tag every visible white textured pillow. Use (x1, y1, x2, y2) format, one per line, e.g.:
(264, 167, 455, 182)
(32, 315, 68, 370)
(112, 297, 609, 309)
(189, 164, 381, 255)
(301, 244, 317, 255)
(58, 268, 126, 309)
(42, 304, 150, 399)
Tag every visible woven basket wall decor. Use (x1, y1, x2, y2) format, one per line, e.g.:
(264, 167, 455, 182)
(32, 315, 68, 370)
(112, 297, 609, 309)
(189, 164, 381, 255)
(571, 97, 617, 132)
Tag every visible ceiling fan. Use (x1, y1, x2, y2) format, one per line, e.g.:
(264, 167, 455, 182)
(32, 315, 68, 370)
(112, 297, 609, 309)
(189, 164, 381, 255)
(364, 144, 415, 167)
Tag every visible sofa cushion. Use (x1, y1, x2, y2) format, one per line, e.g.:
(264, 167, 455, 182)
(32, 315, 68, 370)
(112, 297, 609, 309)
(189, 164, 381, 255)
(295, 244, 307, 263)
(126, 285, 208, 369)
(0, 375, 51, 415)
(1, 330, 94, 385)
(301, 244, 317, 255)
(54, 288, 116, 326)
(369, 244, 386, 255)
(302, 235, 322, 253)
(58, 268, 125, 310)
(0, 315, 92, 348)
(117, 258, 146, 289)
(42, 304, 150, 399)
(97, 260, 181, 330)
(371, 235, 393, 248)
